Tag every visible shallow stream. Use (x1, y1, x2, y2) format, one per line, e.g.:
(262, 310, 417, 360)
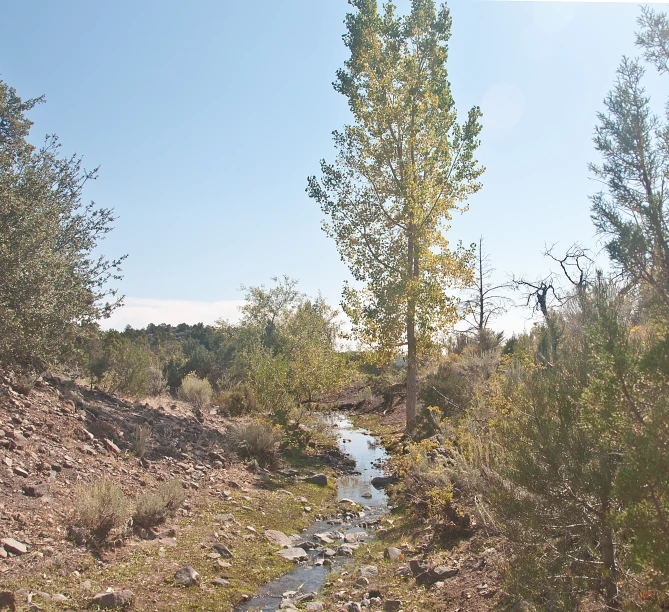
(234, 414, 389, 611)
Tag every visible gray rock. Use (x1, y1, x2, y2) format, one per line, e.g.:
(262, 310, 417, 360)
(394, 565, 412, 577)
(384, 601, 402, 611)
(1, 537, 27, 555)
(212, 543, 233, 558)
(211, 578, 230, 586)
(431, 565, 459, 580)
(371, 475, 397, 488)
(305, 603, 324, 612)
(356, 577, 369, 586)
(90, 590, 134, 608)
(304, 473, 328, 486)
(346, 602, 362, 612)
(264, 529, 293, 548)
(359, 565, 378, 578)
(276, 547, 308, 561)
(174, 566, 200, 586)
(409, 558, 429, 576)
(384, 547, 402, 561)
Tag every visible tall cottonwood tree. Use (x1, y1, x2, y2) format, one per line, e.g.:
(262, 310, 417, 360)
(307, 0, 483, 430)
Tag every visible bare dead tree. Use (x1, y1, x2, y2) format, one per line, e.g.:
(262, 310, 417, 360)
(462, 237, 512, 332)
(513, 245, 596, 319)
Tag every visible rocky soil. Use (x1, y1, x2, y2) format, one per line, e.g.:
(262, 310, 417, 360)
(0, 369, 348, 611)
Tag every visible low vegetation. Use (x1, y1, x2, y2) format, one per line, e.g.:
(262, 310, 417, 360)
(227, 420, 284, 465)
(75, 479, 132, 544)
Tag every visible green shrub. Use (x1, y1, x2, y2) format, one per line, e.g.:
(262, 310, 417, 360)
(215, 385, 257, 417)
(75, 479, 131, 543)
(178, 372, 213, 411)
(227, 420, 284, 465)
(100, 336, 152, 397)
(132, 480, 185, 529)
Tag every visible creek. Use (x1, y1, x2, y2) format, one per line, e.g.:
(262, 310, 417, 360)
(234, 413, 389, 611)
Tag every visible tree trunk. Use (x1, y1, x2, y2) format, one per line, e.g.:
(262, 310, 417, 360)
(406, 230, 418, 432)
(406, 306, 417, 431)
(599, 453, 620, 612)
(478, 238, 484, 332)
(601, 524, 620, 611)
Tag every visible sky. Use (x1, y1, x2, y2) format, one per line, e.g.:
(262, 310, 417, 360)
(2, 0, 666, 336)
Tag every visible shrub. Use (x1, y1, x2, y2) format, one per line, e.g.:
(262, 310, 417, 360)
(132, 480, 185, 530)
(227, 420, 284, 465)
(157, 479, 186, 514)
(75, 479, 131, 543)
(148, 367, 167, 396)
(178, 372, 213, 411)
(132, 424, 152, 458)
(12, 371, 36, 396)
(100, 336, 152, 397)
(215, 385, 257, 417)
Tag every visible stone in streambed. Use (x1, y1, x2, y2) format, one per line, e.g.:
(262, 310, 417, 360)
(276, 547, 308, 561)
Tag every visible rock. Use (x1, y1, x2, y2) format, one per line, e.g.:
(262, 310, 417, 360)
(409, 558, 429, 576)
(394, 565, 412, 577)
(13, 466, 29, 478)
(314, 532, 334, 544)
(337, 544, 357, 556)
(371, 475, 397, 488)
(305, 604, 324, 612)
(212, 543, 233, 558)
(51, 594, 68, 602)
(346, 602, 362, 612)
(356, 577, 369, 586)
(174, 566, 200, 586)
(9, 432, 27, 450)
(361, 492, 372, 498)
(384, 547, 402, 561)
(0, 547, 7, 558)
(211, 578, 230, 586)
(359, 565, 378, 578)
(304, 473, 328, 486)
(68, 526, 88, 546)
(264, 530, 293, 548)
(90, 590, 134, 608)
(1, 537, 27, 555)
(415, 565, 458, 586)
(104, 439, 121, 454)
(430, 565, 459, 580)
(276, 547, 308, 561)
(23, 482, 49, 497)
(384, 601, 402, 611)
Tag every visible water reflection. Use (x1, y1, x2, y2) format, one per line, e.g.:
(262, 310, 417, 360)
(234, 414, 389, 612)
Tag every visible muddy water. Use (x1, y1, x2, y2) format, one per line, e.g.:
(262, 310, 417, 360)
(234, 414, 389, 611)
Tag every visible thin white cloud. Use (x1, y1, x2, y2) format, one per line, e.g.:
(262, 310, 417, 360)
(101, 297, 245, 330)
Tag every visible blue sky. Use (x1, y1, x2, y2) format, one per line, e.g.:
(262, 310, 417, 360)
(2, 0, 663, 334)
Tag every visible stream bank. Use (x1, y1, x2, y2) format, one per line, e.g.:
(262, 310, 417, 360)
(235, 414, 390, 612)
